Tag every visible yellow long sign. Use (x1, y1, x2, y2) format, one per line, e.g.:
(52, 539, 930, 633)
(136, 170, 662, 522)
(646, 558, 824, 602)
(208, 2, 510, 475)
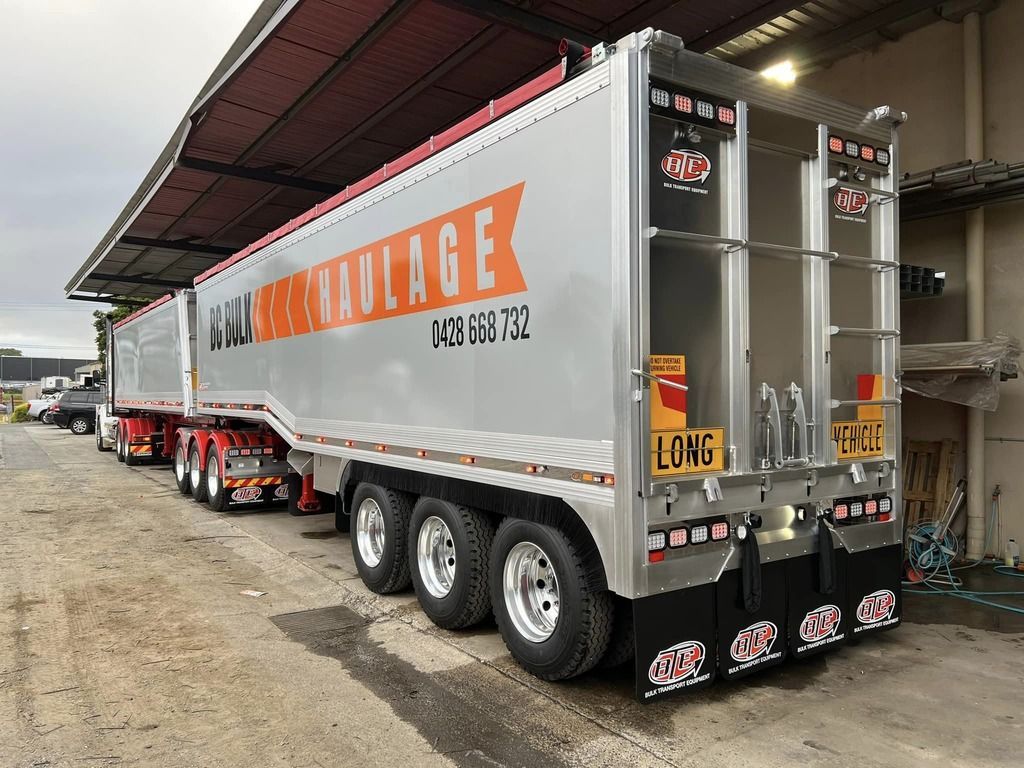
(651, 428, 726, 477)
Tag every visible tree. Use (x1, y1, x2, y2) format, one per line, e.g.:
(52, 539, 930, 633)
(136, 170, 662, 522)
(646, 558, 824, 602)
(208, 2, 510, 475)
(93, 306, 136, 375)
(0, 348, 22, 356)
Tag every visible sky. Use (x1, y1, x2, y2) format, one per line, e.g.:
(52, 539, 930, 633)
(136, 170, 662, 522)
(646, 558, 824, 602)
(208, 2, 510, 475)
(0, 0, 262, 358)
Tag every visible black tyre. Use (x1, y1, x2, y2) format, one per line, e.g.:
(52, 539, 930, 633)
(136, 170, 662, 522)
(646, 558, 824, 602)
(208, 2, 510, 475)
(409, 498, 494, 630)
(189, 443, 208, 503)
(205, 444, 227, 511)
(39, 409, 50, 424)
(490, 518, 613, 681)
(115, 426, 125, 462)
(350, 483, 413, 594)
(173, 438, 191, 495)
(69, 416, 91, 435)
(95, 428, 112, 452)
(600, 596, 636, 668)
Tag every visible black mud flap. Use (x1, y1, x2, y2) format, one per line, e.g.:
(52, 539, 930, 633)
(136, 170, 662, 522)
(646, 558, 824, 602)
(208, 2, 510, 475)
(716, 562, 787, 679)
(633, 584, 716, 702)
(786, 549, 849, 658)
(847, 544, 902, 636)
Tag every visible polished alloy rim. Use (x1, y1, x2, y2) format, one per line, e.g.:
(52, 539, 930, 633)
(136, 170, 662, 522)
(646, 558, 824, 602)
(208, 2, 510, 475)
(355, 498, 386, 568)
(174, 445, 186, 481)
(503, 541, 560, 643)
(207, 454, 220, 498)
(417, 515, 456, 598)
(190, 450, 201, 490)
(72, 419, 87, 434)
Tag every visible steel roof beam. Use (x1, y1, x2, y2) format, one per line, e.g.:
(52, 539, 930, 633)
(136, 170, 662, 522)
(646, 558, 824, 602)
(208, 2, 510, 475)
(67, 294, 152, 308)
(177, 156, 342, 194)
(87, 272, 194, 290)
(117, 236, 235, 257)
(438, 0, 603, 46)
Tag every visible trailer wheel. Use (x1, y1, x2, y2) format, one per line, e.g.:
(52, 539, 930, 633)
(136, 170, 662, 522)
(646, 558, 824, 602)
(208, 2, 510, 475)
(173, 439, 191, 495)
(205, 444, 228, 512)
(490, 518, 613, 681)
(189, 443, 207, 503)
(409, 498, 494, 630)
(350, 483, 413, 594)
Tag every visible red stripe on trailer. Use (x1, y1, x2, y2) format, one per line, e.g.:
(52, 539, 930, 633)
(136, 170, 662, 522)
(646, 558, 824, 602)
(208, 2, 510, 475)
(193, 63, 565, 287)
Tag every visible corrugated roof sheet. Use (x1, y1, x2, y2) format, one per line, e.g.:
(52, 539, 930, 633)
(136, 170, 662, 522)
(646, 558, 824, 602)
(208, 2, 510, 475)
(68, 0, 937, 302)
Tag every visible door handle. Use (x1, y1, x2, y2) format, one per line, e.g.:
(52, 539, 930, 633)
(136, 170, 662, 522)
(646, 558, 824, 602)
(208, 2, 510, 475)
(756, 382, 784, 470)
(631, 369, 689, 392)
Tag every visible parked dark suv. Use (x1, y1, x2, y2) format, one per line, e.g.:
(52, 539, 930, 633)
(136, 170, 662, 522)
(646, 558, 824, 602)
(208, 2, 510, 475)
(50, 389, 105, 435)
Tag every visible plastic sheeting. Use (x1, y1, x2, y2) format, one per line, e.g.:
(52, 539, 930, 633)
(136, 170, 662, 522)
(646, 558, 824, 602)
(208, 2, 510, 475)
(901, 332, 1021, 411)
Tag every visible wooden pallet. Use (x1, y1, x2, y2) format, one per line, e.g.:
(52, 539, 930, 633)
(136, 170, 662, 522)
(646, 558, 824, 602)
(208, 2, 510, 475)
(902, 439, 958, 532)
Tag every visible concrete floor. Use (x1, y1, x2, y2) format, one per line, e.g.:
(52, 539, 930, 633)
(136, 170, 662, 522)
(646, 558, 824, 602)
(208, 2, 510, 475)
(1, 422, 1022, 768)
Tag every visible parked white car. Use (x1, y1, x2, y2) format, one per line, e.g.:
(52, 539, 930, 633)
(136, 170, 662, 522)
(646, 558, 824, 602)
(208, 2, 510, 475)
(95, 401, 117, 452)
(27, 394, 60, 423)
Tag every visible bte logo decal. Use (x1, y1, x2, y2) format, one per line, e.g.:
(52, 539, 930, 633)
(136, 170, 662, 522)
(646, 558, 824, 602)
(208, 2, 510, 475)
(834, 187, 870, 215)
(662, 150, 712, 184)
(800, 605, 842, 642)
(730, 621, 777, 662)
(649, 640, 705, 685)
(231, 486, 263, 503)
(856, 590, 895, 624)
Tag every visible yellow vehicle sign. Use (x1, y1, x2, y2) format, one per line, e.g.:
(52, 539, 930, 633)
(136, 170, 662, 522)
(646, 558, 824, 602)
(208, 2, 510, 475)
(832, 420, 885, 460)
(651, 428, 726, 477)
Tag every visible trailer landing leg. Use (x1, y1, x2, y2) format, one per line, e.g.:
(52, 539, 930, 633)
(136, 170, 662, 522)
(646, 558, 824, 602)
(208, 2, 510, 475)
(297, 474, 321, 514)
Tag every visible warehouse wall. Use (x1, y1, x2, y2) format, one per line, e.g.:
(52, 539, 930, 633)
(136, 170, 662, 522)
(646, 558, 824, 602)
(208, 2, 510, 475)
(805, 1, 1024, 549)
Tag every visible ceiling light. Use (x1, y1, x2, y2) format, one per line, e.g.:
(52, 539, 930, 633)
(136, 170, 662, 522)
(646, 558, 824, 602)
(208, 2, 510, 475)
(761, 60, 797, 85)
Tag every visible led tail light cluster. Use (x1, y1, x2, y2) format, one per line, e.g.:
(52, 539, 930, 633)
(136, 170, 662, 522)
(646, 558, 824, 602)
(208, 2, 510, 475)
(833, 496, 893, 523)
(650, 85, 735, 126)
(828, 135, 890, 166)
(648, 518, 731, 561)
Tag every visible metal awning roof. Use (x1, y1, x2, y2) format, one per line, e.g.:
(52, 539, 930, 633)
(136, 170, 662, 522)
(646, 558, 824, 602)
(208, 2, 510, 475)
(68, 0, 945, 305)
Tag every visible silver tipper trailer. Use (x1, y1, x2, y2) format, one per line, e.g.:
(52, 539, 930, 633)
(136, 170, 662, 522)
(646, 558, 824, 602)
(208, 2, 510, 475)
(109, 29, 904, 701)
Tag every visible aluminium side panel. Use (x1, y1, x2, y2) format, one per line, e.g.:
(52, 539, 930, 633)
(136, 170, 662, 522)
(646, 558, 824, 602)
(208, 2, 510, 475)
(194, 65, 620, 516)
(112, 292, 193, 416)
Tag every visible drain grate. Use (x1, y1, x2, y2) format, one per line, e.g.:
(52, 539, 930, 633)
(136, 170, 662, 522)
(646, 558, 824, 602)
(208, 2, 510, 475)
(271, 604, 367, 640)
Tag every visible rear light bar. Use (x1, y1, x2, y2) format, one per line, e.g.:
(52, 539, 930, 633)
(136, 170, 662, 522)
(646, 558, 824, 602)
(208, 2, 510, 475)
(650, 82, 735, 127)
(226, 446, 273, 457)
(829, 134, 890, 167)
